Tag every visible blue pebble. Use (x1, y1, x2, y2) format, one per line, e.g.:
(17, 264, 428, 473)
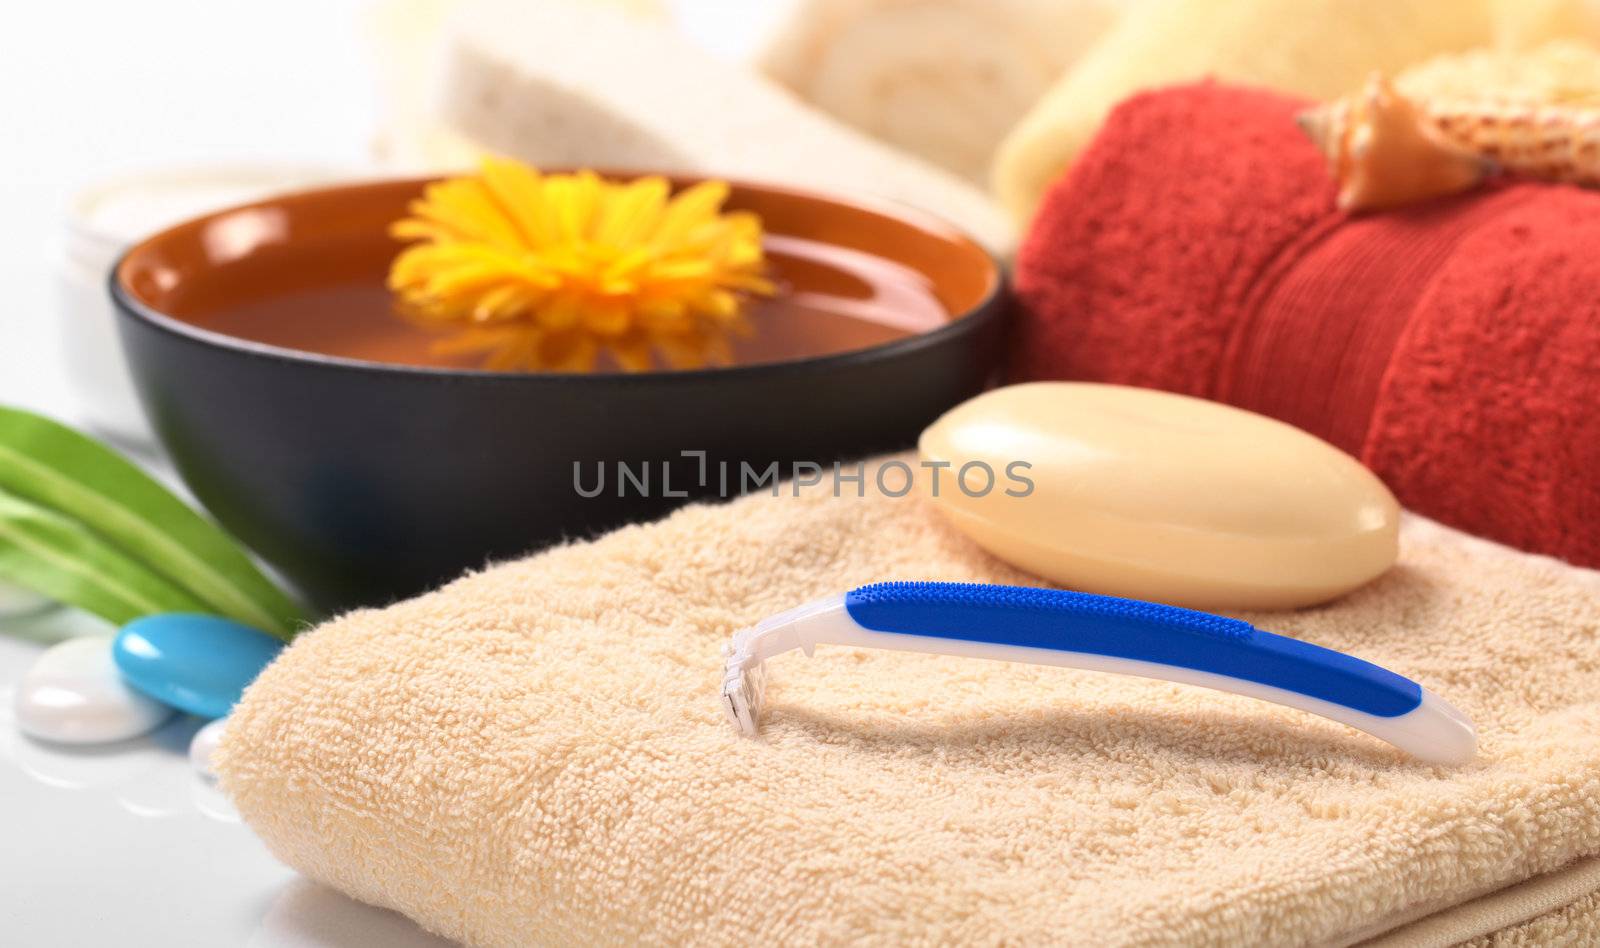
(113, 614, 284, 719)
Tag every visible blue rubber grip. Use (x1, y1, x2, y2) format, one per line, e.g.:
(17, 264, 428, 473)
(844, 583, 1421, 717)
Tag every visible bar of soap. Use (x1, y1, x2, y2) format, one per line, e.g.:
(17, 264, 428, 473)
(919, 383, 1400, 610)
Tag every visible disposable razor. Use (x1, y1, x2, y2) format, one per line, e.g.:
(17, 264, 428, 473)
(720, 582, 1476, 765)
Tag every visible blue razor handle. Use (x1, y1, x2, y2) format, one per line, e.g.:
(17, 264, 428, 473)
(844, 582, 1421, 717)
(723, 582, 1476, 763)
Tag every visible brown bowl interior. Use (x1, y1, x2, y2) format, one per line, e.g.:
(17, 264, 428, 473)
(116, 175, 999, 373)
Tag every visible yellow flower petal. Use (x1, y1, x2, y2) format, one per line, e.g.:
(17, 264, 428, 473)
(479, 156, 553, 248)
(609, 335, 655, 372)
(534, 292, 583, 331)
(582, 300, 631, 337)
(541, 332, 599, 373)
(387, 160, 775, 372)
(596, 176, 669, 248)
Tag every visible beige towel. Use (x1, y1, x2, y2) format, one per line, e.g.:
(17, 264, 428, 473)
(1363, 856, 1600, 945)
(218, 466, 1600, 946)
(1462, 889, 1600, 946)
(756, 0, 1120, 183)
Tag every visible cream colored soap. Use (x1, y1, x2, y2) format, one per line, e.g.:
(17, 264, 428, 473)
(919, 383, 1400, 610)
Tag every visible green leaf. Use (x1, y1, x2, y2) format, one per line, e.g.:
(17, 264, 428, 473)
(0, 489, 209, 625)
(0, 406, 308, 639)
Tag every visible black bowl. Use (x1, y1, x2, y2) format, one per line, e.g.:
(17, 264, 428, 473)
(112, 176, 1006, 614)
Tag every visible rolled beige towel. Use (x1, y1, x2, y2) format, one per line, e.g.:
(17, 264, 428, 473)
(218, 462, 1600, 945)
(435, 0, 1015, 253)
(757, 0, 1120, 183)
(992, 0, 1600, 224)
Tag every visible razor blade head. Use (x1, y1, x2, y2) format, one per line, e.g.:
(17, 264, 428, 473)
(721, 657, 766, 736)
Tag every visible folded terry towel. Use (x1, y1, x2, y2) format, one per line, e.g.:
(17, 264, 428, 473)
(1011, 81, 1600, 572)
(218, 468, 1600, 946)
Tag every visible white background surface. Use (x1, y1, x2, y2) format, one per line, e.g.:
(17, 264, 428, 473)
(0, 5, 449, 942)
(0, 1, 773, 944)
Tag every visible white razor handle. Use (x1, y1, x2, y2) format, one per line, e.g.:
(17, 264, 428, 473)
(721, 583, 1476, 766)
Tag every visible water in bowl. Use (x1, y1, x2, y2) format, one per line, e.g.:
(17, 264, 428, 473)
(160, 233, 951, 372)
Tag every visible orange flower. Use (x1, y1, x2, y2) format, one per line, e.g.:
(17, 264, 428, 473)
(389, 158, 776, 372)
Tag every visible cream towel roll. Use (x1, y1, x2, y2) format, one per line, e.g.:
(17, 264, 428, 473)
(758, 0, 1120, 183)
(992, 0, 1599, 224)
(436, 0, 1015, 253)
(218, 465, 1600, 946)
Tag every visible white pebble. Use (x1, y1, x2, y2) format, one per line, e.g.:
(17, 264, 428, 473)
(189, 717, 227, 780)
(14, 635, 173, 744)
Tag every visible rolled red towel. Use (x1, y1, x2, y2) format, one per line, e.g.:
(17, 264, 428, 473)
(1013, 81, 1600, 568)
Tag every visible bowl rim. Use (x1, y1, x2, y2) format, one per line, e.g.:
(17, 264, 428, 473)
(110, 174, 1008, 386)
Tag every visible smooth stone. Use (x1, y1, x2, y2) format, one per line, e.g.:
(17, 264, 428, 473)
(189, 717, 227, 780)
(113, 614, 283, 719)
(919, 382, 1400, 610)
(14, 635, 174, 744)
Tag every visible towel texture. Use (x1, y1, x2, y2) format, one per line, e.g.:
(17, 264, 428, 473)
(218, 467, 1600, 945)
(1012, 81, 1600, 570)
(1366, 856, 1600, 946)
(1465, 892, 1600, 946)
(757, 0, 1119, 182)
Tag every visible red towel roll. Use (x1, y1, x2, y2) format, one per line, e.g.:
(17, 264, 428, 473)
(1013, 81, 1600, 569)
